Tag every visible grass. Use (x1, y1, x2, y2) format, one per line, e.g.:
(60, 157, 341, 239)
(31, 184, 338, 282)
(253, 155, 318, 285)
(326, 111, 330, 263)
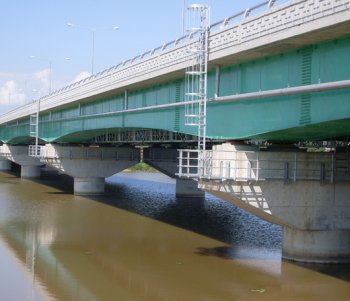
(127, 162, 158, 172)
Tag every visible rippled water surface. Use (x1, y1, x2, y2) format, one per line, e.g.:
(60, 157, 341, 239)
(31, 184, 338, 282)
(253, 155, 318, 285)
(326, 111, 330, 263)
(0, 170, 349, 300)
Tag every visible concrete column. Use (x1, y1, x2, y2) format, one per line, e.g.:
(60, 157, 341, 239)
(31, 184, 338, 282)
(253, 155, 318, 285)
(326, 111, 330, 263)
(0, 158, 11, 171)
(283, 227, 350, 263)
(21, 165, 41, 178)
(74, 177, 105, 195)
(176, 178, 204, 199)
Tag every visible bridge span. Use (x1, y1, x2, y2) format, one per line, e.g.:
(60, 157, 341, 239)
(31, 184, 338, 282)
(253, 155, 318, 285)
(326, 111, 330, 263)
(1, 0, 350, 263)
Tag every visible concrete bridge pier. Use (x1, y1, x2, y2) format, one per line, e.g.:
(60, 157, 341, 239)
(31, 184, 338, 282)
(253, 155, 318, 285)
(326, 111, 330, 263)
(198, 143, 350, 263)
(203, 178, 350, 263)
(283, 227, 350, 263)
(175, 178, 205, 199)
(0, 157, 11, 171)
(74, 177, 105, 195)
(39, 144, 140, 195)
(144, 148, 205, 200)
(21, 165, 41, 178)
(0, 145, 42, 178)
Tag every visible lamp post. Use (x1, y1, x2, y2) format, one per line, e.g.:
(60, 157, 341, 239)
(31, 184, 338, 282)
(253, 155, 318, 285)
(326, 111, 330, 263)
(67, 23, 119, 74)
(182, 0, 186, 35)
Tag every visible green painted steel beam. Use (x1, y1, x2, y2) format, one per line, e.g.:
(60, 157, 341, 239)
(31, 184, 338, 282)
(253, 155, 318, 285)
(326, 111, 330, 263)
(1, 35, 350, 144)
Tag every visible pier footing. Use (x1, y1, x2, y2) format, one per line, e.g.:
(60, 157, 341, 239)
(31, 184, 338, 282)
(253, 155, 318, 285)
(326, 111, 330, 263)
(74, 177, 105, 195)
(283, 227, 350, 263)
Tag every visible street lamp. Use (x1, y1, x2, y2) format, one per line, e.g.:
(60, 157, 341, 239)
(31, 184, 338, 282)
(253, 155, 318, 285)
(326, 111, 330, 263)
(67, 22, 119, 74)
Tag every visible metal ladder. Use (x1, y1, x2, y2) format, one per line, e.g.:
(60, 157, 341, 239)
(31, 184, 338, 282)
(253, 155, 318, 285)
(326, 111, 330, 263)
(29, 99, 40, 157)
(184, 4, 210, 177)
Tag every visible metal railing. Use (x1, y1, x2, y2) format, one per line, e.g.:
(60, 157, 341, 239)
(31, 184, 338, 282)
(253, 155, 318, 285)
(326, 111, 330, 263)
(28, 145, 44, 158)
(177, 149, 341, 183)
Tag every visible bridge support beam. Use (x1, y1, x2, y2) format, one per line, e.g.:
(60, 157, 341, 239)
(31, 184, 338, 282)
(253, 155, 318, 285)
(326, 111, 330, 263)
(0, 145, 42, 178)
(176, 178, 205, 199)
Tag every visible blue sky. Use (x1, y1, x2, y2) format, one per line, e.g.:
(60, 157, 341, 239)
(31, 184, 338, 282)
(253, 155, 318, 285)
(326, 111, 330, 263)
(0, 0, 288, 115)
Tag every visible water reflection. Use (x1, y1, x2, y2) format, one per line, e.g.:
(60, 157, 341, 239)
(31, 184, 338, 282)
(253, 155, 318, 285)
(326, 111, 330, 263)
(0, 171, 349, 301)
(104, 173, 282, 251)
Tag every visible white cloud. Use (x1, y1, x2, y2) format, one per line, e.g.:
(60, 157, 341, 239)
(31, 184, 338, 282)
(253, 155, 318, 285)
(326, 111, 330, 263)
(34, 68, 51, 90)
(71, 71, 91, 83)
(0, 80, 26, 106)
(0, 72, 26, 79)
(0, 70, 92, 115)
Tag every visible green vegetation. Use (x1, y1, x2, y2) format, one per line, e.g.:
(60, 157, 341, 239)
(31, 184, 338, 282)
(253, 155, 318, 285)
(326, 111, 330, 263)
(127, 162, 158, 172)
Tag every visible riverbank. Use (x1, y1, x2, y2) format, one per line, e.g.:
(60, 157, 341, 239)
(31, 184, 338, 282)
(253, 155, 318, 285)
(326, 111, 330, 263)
(124, 162, 158, 173)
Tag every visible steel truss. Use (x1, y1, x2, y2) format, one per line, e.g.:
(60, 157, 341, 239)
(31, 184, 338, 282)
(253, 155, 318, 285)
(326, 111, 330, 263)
(91, 129, 198, 144)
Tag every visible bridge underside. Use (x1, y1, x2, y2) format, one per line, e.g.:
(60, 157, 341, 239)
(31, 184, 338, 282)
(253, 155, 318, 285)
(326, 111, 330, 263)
(248, 118, 350, 142)
(3, 117, 350, 146)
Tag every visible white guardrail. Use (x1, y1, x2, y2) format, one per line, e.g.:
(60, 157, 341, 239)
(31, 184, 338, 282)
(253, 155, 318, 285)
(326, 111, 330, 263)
(177, 149, 340, 182)
(1, 0, 349, 124)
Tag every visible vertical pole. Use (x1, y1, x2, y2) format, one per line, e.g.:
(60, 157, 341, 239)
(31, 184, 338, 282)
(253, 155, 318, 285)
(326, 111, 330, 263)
(179, 150, 183, 176)
(124, 90, 128, 110)
(91, 30, 95, 74)
(49, 60, 52, 93)
(256, 152, 259, 181)
(214, 65, 220, 98)
(331, 153, 335, 183)
(182, 0, 186, 35)
(35, 97, 40, 156)
(294, 153, 297, 182)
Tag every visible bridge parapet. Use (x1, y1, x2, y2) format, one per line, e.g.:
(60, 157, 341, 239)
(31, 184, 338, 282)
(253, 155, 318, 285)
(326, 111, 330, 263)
(210, 0, 350, 60)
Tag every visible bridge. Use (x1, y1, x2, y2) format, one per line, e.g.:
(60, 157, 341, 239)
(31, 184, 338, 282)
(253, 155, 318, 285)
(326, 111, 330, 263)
(1, 0, 350, 263)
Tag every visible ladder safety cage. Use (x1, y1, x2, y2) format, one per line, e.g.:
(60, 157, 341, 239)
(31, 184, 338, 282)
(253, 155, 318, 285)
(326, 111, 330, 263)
(179, 4, 210, 179)
(28, 98, 41, 157)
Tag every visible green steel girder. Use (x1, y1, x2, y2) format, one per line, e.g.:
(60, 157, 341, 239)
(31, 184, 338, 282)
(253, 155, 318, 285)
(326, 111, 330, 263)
(1, 35, 350, 144)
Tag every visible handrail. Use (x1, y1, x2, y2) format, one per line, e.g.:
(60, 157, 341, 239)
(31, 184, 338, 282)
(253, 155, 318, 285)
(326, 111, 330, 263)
(177, 149, 338, 182)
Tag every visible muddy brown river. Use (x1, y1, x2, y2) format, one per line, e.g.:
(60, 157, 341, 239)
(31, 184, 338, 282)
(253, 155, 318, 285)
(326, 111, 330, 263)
(0, 170, 349, 300)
